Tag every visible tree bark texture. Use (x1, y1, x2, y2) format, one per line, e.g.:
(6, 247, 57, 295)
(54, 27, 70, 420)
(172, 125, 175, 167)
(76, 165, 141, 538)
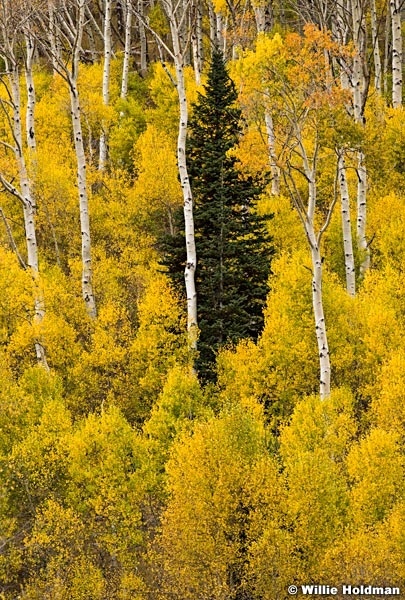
(338, 153, 356, 296)
(390, 0, 402, 107)
(120, 0, 132, 99)
(162, 0, 198, 350)
(99, 0, 112, 170)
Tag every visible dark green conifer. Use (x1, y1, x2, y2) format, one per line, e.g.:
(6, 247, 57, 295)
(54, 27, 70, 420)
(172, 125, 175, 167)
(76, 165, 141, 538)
(161, 50, 274, 381)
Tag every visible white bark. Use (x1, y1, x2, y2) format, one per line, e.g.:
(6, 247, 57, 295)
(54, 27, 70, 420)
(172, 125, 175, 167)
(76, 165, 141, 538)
(390, 0, 402, 107)
(121, 0, 132, 98)
(264, 108, 279, 195)
(42, 0, 97, 317)
(370, 0, 382, 93)
(383, 7, 391, 97)
(47, 0, 60, 74)
(253, 2, 272, 33)
(208, 2, 216, 46)
(356, 150, 369, 276)
(338, 153, 356, 296)
(191, 0, 202, 85)
(332, 0, 351, 92)
(161, 0, 198, 350)
(350, 0, 370, 277)
(286, 133, 334, 399)
(350, 0, 367, 123)
(70, 79, 97, 318)
(24, 33, 37, 152)
(7, 67, 48, 369)
(99, 0, 112, 170)
(217, 12, 224, 52)
(138, 0, 148, 75)
(310, 234, 331, 400)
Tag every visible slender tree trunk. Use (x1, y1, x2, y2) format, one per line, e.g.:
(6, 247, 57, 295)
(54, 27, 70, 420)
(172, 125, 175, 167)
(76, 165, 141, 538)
(310, 237, 331, 400)
(253, 2, 273, 33)
(338, 152, 356, 296)
(390, 0, 402, 107)
(70, 0, 97, 318)
(70, 80, 97, 318)
(383, 6, 391, 97)
(332, 1, 351, 98)
(47, 0, 60, 74)
(288, 140, 333, 399)
(8, 66, 48, 370)
(99, 0, 112, 170)
(356, 150, 369, 276)
(351, 0, 370, 276)
(191, 0, 202, 84)
(162, 0, 198, 350)
(121, 0, 132, 98)
(208, 1, 217, 46)
(138, 0, 148, 75)
(25, 34, 37, 153)
(370, 0, 382, 93)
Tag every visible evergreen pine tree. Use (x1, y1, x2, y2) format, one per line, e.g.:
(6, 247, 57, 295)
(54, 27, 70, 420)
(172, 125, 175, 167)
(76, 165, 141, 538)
(161, 51, 274, 382)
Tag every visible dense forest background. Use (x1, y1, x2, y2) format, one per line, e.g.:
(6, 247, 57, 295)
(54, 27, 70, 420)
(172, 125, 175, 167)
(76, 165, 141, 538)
(1, 0, 405, 598)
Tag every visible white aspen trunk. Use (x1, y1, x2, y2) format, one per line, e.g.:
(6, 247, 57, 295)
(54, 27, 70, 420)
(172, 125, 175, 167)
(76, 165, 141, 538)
(338, 153, 356, 296)
(163, 0, 198, 349)
(121, 0, 132, 99)
(351, 0, 370, 276)
(303, 149, 331, 398)
(351, 0, 367, 123)
(25, 33, 37, 153)
(390, 0, 402, 107)
(356, 150, 369, 276)
(196, 3, 203, 71)
(70, 0, 97, 318)
(253, 2, 273, 34)
(370, 0, 382, 93)
(174, 52, 198, 349)
(191, 0, 202, 84)
(264, 108, 279, 195)
(309, 232, 331, 400)
(216, 12, 224, 52)
(70, 80, 97, 319)
(99, 0, 112, 170)
(254, 5, 266, 33)
(208, 2, 217, 46)
(332, 0, 351, 92)
(138, 0, 148, 75)
(383, 6, 391, 97)
(47, 0, 60, 74)
(9, 67, 48, 370)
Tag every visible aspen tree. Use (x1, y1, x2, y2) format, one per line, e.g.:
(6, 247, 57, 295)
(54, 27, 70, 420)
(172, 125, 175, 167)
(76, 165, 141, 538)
(370, 0, 382, 93)
(330, 3, 358, 295)
(239, 29, 348, 398)
(251, 1, 279, 194)
(137, 0, 148, 75)
(24, 33, 36, 153)
(99, 0, 112, 170)
(120, 0, 132, 99)
(338, 151, 356, 296)
(36, 0, 97, 318)
(190, 0, 203, 84)
(0, 2, 48, 369)
(158, 0, 198, 351)
(350, 0, 370, 276)
(390, 0, 403, 107)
